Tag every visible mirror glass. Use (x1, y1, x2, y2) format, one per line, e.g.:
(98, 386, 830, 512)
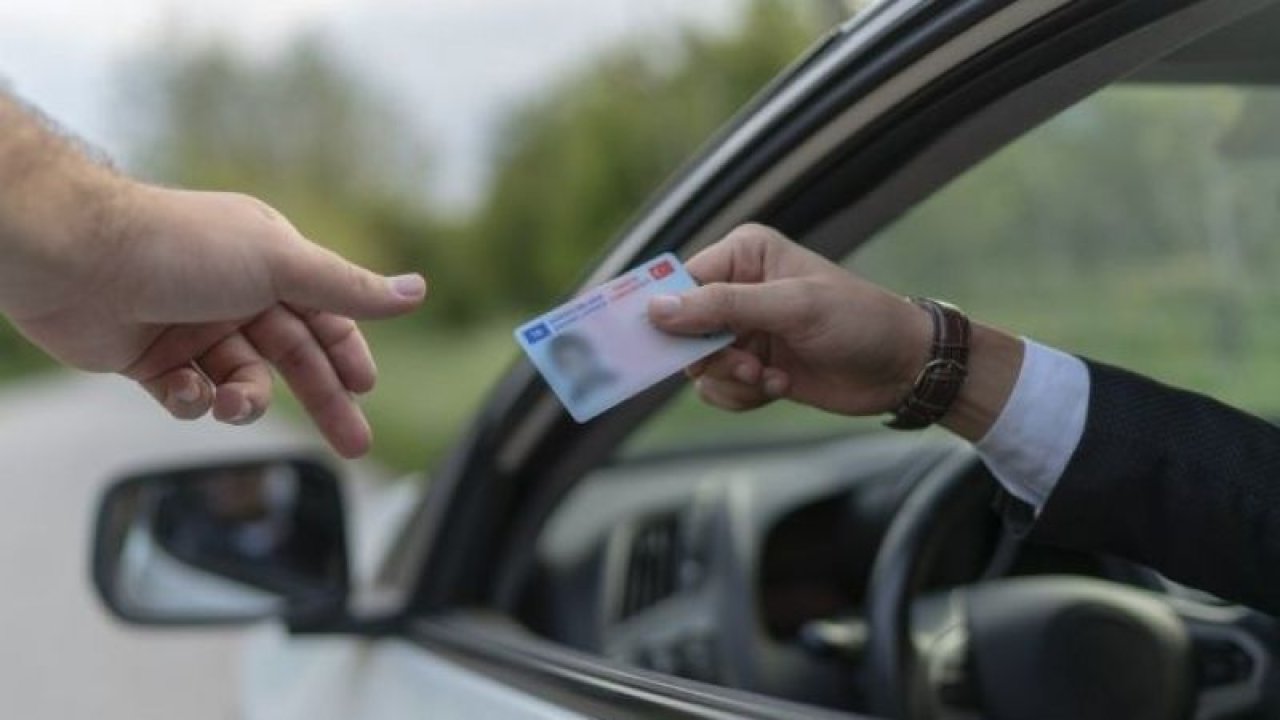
(93, 459, 348, 624)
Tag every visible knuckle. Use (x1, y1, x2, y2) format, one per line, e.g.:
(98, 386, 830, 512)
(276, 336, 317, 373)
(704, 283, 737, 317)
(313, 386, 357, 423)
(234, 193, 292, 230)
(237, 359, 274, 390)
(726, 222, 767, 243)
(701, 356, 739, 382)
(697, 377, 756, 413)
(695, 379, 718, 405)
(303, 310, 358, 346)
(249, 311, 315, 369)
(788, 279, 826, 324)
(340, 260, 382, 300)
(728, 222, 785, 252)
(325, 320, 361, 351)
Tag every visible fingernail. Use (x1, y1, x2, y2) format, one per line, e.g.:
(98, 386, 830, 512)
(733, 364, 755, 384)
(173, 382, 201, 404)
(649, 295, 682, 317)
(388, 273, 426, 299)
(763, 372, 788, 398)
(229, 401, 253, 424)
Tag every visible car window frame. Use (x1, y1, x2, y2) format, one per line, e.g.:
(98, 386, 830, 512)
(482, 0, 1275, 615)
(383, 0, 1279, 716)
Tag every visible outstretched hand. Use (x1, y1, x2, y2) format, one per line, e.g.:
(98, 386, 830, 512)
(6, 184, 426, 458)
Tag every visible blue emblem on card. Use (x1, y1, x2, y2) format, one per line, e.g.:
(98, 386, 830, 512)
(522, 323, 551, 344)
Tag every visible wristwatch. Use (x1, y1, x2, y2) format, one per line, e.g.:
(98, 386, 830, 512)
(885, 297, 971, 430)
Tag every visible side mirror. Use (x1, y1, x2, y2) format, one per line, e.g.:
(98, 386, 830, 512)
(92, 457, 350, 627)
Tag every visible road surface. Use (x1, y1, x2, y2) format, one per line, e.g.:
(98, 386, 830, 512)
(0, 372, 387, 719)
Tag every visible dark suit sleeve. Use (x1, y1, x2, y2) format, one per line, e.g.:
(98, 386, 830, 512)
(999, 359, 1280, 615)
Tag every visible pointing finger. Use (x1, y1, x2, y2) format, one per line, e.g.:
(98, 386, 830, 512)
(293, 308, 377, 394)
(271, 240, 426, 321)
(245, 306, 371, 458)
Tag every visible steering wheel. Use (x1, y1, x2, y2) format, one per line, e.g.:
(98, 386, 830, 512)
(862, 447, 1272, 720)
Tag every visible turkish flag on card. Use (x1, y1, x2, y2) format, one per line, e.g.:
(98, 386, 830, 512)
(649, 259, 674, 280)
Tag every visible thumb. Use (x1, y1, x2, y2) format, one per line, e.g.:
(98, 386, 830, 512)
(272, 242, 427, 319)
(648, 281, 799, 336)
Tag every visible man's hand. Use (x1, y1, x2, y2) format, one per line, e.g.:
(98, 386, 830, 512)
(3, 182, 425, 458)
(0, 94, 425, 458)
(647, 224, 1022, 439)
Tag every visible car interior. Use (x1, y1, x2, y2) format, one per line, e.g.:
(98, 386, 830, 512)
(505, 7, 1280, 720)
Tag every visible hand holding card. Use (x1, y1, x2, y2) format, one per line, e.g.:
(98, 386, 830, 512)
(515, 254, 732, 422)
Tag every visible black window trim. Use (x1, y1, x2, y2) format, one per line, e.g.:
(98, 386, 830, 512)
(412, 614, 863, 720)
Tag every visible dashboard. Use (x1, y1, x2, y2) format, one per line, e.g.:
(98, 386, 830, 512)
(523, 431, 1123, 710)
(520, 431, 1280, 719)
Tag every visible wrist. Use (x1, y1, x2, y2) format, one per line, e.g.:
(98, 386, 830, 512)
(939, 323, 1023, 442)
(0, 160, 130, 319)
(0, 94, 131, 318)
(884, 298, 973, 430)
(889, 295, 935, 394)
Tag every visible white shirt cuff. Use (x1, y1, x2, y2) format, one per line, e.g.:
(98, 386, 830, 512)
(975, 339, 1090, 512)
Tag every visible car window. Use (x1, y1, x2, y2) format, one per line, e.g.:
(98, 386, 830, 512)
(623, 83, 1280, 457)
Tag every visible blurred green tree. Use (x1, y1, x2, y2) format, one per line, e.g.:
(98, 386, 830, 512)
(475, 0, 823, 309)
(860, 87, 1280, 294)
(108, 2, 828, 324)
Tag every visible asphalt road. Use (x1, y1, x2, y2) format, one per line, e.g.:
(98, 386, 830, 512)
(0, 372, 381, 719)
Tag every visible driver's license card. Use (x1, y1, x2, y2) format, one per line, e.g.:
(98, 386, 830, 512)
(515, 253, 733, 423)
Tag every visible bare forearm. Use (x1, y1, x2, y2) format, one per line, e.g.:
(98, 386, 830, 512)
(0, 93, 124, 317)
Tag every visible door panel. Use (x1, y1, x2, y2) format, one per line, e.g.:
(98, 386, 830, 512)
(242, 628, 589, 720)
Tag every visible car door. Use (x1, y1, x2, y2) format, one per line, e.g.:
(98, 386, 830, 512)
(236, 1, 1280, 718)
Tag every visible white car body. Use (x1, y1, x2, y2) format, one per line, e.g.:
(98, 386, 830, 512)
(239, 468, 585, 719)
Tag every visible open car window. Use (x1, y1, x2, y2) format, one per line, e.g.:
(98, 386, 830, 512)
(622, 82, 1280, 459)
(448, 6, 1280, 720)
(860, 83, 1280, 417)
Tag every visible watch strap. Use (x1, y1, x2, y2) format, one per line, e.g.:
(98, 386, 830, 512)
(885, 298, 971, 430)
